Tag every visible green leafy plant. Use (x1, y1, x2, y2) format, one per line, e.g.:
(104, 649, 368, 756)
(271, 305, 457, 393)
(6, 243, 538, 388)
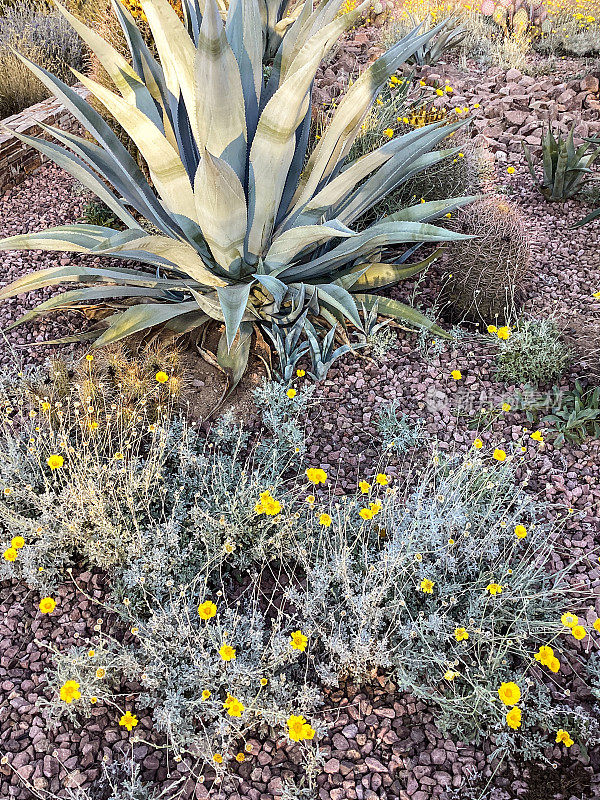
(0, 0, 474, 387)
(523, 126, 600, 202)
(511, 381, 600, 447)
(542, 381, 600, 447)
(78, 198, 119, 227)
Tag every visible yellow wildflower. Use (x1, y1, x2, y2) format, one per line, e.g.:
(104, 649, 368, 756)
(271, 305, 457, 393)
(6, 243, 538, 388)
(119, 711, 138, 731)
(498, 681, 521, 706)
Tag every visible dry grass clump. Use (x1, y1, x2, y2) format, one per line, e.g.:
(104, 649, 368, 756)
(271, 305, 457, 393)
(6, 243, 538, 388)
(0, 0, 84, 119)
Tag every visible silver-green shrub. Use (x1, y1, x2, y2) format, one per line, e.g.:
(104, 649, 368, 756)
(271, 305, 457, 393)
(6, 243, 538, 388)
(497, 319, 571, 386)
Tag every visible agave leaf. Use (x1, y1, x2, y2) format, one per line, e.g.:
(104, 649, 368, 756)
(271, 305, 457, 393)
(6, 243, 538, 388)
(26, 329, 103, 346)
(216, 282, 254, 349)
(0, 265, 182, 301)
(163, 309, 210, 334)
(181, 0, 203, 42)
(12, 54, 180, 236)
(386, 196, 478, 223)
(253, 273, 289, 308)
(53, 0, 152, 111)
(2, 127, 140, 230)
(111, 0, 168, 105)
(246, 58, 322, 260)
(0, 225, 126, 254)
(354, 293, 448, 337)
(216, 321, 253, 389)
(276, 220, 470, 280)
(141, 0, 201, 143)
(74, 69, 198, 222)
(226, 0, 263, 134)
(264, 222, 354, 269)
(316, 283, 362, 330)
(37, 124, 181, 238)
(95, 235, 228, 287)
(195, 0, 248, 180)
(5, 285, 172, 330)
(342, 248, 440, 291)
(290, 21, 450, 211)
(93, 300, 201, 347)
(194, 149, 247, 274)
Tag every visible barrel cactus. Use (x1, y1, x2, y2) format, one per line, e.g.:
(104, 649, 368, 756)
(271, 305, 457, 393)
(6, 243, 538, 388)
(481, 0, 547, 35)
(442, 196, 530, 325)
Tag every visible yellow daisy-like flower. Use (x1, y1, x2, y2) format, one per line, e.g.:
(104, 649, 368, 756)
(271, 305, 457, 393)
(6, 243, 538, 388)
(306, 468, 327, 485)
(359, 507, 373, 520)
(201, 689, 211, 700)
(213, 753, 223, 764)
(198, 600, 217, 620)
(451, 370, 462, 380)
(96, 667, 106, 679)
(287, 714, 316, 742)
(507, 166, 516, 174)
(260, 677, 268, 686)
(119, 711, 138, 731)
(555, 729, 574, 747)
(223, 695, 245, 717)
(39, 597, 56, 614)
(454, 627, 469, 642)
(290, 630, 308, 652)
(254, 490, 281, 516)
(506, 707, 521, 729)
(534, 645, 556, 668)
(561, 613, 578, 628)
(114, 452, 124, 461)
(155, 371, 169, 383)
(497, 326, 511, 340)
(486, 582, 503, 595)
(593, 619, 600, 633)
(502, 403, 511, 412)
(530, 430, 544, 443)
(492, 449, 506, 462)
(473, 438, 483, 449)
(571, 625, 586, 640)
(3, 547, 17, 562)
(47, 454, 64, 470)
(286, 388, 297, 399)
(319, 513, 332, 527)
(383, 128, 394, 138)
(487, 325, 497, 333)
(359, 480, 371, 494)
(11, 536, 24, 550)
(498, 681, 521, 706)
(60, 680, 81, 704)
(305, 494, 315, 505)
(444, 670, 459, 681)
(375, 473, 389, 486)
(219, 644, 236, 661)
(514, 525, 527, 539)
(420, 578, 435, 594)
(236, 752, 246, 763)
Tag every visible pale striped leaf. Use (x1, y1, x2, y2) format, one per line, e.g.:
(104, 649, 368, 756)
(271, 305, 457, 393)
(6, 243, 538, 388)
(353, 293, 449, 337)
(194, 149, 248, 273)
(93, 300, 200, 347)
(195, 0, 247, 180)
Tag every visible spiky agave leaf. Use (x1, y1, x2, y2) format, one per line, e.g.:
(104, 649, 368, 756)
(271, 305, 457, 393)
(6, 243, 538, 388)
(0, 0, 474, 387)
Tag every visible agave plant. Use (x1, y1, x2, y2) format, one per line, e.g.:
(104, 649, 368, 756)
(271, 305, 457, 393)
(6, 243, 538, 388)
(0, 0, 474, 385)
(523, 125, 600, 202)
(407, 17, 467, 66)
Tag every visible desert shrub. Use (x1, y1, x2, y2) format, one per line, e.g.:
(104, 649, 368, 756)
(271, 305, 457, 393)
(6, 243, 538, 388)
(2, 371, 596, 773)
(0, 1, 84, 118)
(536, 7, 600, 56)
(376, 399, 426, 450)
(497, 319, 572, 386)
(443, 196, 531, 325)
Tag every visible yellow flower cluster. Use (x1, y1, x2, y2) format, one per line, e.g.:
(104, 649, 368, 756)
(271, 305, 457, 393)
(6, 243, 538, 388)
(254, 490, 282, 516)
(287, 714, 316, 742)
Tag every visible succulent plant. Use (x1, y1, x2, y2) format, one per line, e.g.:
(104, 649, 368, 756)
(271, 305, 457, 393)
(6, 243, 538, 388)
(0, 0, 475, 387)
(442, 196, 530, 325)
(407, 17, 467, 66)
(481, 0, 547, 35)
(523, 126, 600, 202)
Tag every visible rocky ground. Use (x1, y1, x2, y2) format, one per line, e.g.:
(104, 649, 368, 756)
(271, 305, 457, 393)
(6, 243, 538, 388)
(0, 29, 600, 800)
